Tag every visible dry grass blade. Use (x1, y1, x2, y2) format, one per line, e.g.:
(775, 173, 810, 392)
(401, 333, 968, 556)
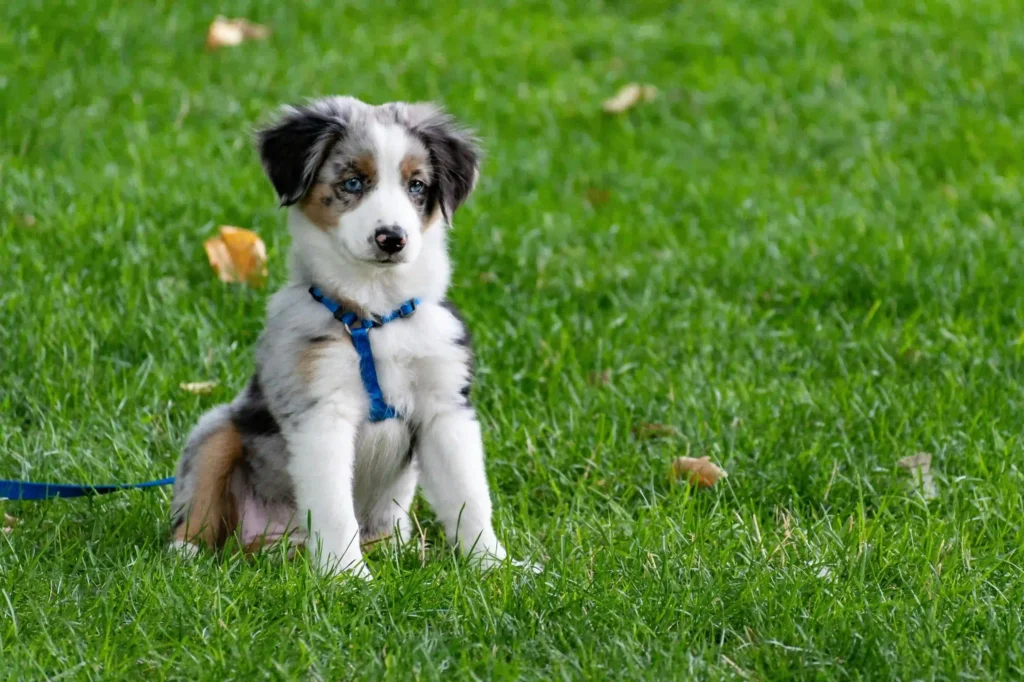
(180, 381, 219, 394)
(204, 226, 268, 286)
(633, 422, 680, 440)
(602, 83, 658, 114)
(671, 456, 728, 488)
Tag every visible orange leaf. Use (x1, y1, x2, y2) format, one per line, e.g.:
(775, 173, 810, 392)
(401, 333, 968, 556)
(671, 456, 728, 488)
(204, 226, 267, 286)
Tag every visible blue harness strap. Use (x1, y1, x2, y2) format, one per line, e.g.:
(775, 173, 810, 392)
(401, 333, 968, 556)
(309, 287, 420, 422)
(0, 476, 175, 501)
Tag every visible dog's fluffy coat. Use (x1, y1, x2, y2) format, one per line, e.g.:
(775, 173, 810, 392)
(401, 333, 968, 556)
(169, 97, 522, 577)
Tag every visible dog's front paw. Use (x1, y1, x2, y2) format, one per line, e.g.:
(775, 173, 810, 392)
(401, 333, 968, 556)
(472, 548, 543, 574)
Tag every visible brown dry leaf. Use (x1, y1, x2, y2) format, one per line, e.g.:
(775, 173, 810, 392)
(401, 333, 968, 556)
(180, 380, 219, 394)
(633, 422, 680, 440)
(602, 83, 658, 114)
(587, 370, 611, 386)
(897, 452, 939, 500)
(204, 226, 268, 286)
(671, 456, 728, 488)
(206, 16, 270, 50)
(585, 188, 611, 206)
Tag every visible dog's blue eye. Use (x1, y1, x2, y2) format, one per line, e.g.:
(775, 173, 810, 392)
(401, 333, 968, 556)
(342, 177, 363, 193)
(408, 180, 425, 195)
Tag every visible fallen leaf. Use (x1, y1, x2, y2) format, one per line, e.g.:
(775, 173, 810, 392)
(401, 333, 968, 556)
(2, 513, 16, 534)
(897, 452, 938, 500)
(587, 370, 611, 386)
(671, 456, 728, 488)
(180, 381, 219, 394)
(206, 16, 270, 50)
(585, 188, 610, 206)
(479, 271, 499, 284)
(633, 422, 680, 440)
(204, 226, 268, 286)
(602, 83, 658, 114)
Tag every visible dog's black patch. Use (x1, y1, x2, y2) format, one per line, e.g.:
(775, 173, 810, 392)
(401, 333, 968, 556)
(232, 375, 282, 437)
(403, 420, 419, 466)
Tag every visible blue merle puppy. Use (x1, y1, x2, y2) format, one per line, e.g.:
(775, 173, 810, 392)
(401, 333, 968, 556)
(169, 97, 533, 579)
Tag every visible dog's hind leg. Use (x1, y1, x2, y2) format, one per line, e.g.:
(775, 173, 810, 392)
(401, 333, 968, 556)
(169, 405, 244, 555)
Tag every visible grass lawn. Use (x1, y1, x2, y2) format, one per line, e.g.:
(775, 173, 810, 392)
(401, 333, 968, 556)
(3, 0, 1024, 678)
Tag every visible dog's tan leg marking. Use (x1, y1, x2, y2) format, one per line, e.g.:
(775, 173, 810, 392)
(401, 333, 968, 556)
(171, 423, 244, 550)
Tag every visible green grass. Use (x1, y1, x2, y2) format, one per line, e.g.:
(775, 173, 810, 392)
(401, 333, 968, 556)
(2, 0, 1024, 678)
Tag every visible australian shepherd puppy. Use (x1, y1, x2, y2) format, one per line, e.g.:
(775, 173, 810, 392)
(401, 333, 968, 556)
(169, 97, 530, 579)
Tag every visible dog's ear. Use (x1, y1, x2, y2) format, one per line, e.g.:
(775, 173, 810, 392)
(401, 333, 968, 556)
(256, 101, 348, 206)
(406, 103, 481, 224)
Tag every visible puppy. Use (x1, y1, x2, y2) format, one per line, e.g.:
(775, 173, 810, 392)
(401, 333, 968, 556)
(169, 97, 527, 578)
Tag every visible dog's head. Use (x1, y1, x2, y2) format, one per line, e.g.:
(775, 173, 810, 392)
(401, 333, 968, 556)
(257, 97, 480, 266)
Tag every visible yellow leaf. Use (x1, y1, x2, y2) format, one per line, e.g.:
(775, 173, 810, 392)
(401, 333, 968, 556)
(204, 226, 268, 286)
(671, 456, 728, 488)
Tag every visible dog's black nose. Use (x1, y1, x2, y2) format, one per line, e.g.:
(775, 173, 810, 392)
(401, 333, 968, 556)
(374, 226, 407, 254)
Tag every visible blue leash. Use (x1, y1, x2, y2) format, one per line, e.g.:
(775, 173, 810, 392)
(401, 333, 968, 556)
(0, 476, 175, 501)
(309, 286, 419, 422)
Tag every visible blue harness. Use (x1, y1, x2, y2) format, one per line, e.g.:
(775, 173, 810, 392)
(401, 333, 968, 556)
(308, 286, 419, 423)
